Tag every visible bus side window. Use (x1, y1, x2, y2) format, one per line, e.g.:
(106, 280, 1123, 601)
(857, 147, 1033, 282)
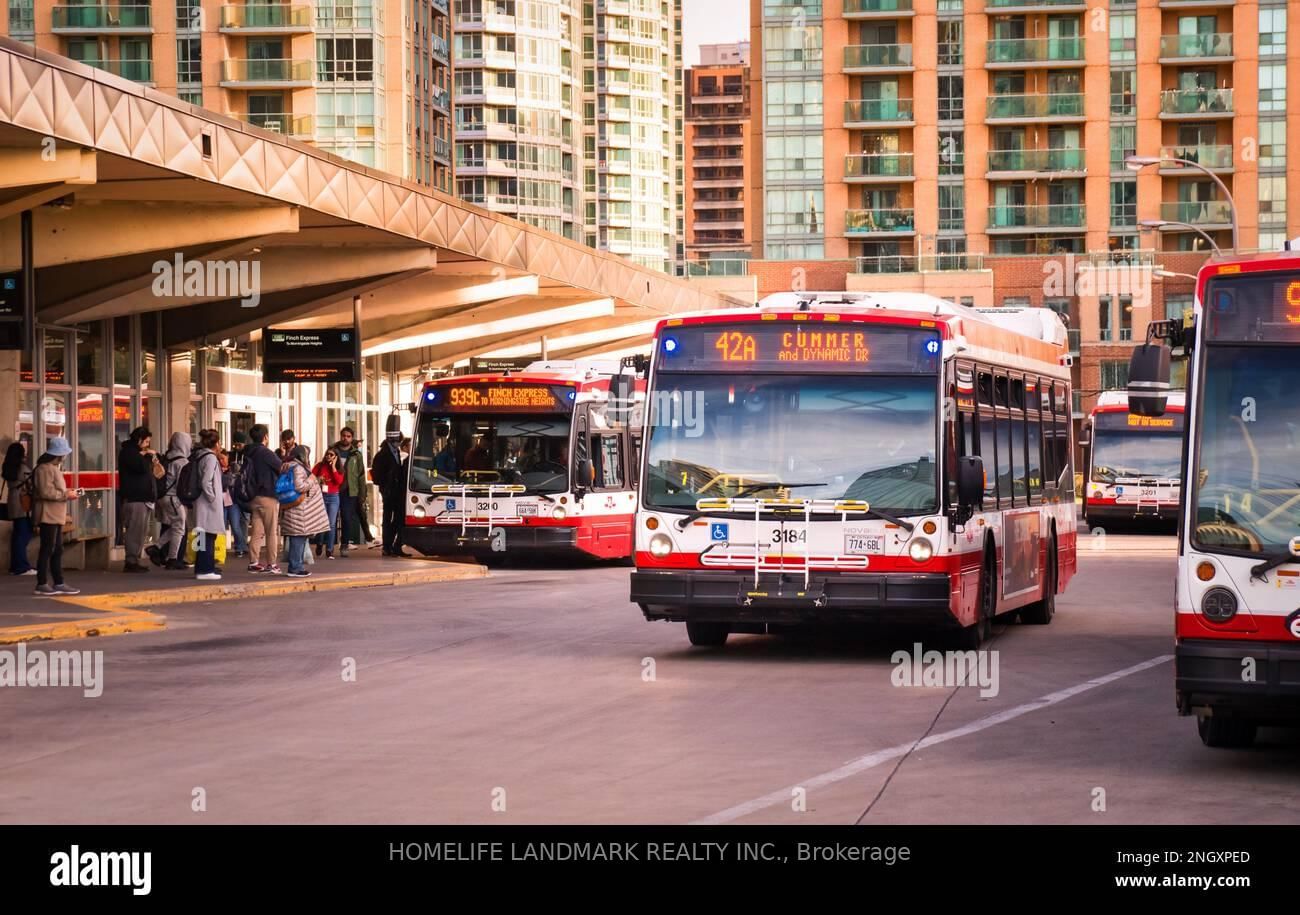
(1027, 413, 1043, 501)
(593, 434, 623, 489)
(980, 413, 998, 504)
(997, 410, 1015, 507)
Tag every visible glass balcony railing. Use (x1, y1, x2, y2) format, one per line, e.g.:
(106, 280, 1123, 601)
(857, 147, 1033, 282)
(843, 0, 913, 12)
(80, 58, 153, 81)
(682, 258, 750, 277)
(985, 93, 1084, 119)
(52, 4, 152, 29)
(855, 253, 987, 273)
(843, 44, 914, 69)
(844, 153, 914, 178)
(219, 4, 314, 29)
(844, 208, 915, 233)
(987, 204, 1085, 228)
(988, 0, 1085, 6)
(1159, 144, 1233, 169)
(221, 58, 313, 82)
(986, 37, 1084, 64)
(1161, 200, 1233, 225)
(987, 148, 1085, 172)
(1159, 33, 1232, 59)
(844, 98, 914, 123)
(432, 34, 449, 59)
(1160, 88, 1233, 114)
(243, 112, 313, 136)
(431, 86, 450, 109)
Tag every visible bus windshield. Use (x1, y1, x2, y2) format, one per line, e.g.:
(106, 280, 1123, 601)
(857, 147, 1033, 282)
(410, 412, 571, 494)
(644, 373, 938, 514)
(1091, 429, 1183, 482)
(1193, 346, 1300, 554)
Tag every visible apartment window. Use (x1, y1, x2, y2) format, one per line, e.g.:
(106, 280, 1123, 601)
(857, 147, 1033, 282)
(1110, 71, 1135, 117)
(939, 185, 964, 231)
(1259, 120, 1286, 169)
(1260, 64, 1286, 112)
(1003, 296, 1030, 307)
(1259, 230, 1287, 251)
(1109, 13, 1136, 64)
(175, 0, 200, 30)
(939, 130, 963, 176)
(938, 20, 962, 66)
(1044, 297, 1072, 327)
(1109, 125, 1135, 173)
(176, 38, 201, 84)
(1100, 359, 1129, 392)
(938, 76, 963, 121)
(1260, 8, 1286, 56)
(317, 38, 375, 82)
(1165, 293, 1192, 322)
(1259, 175, 1286, 222)
(1119, 295, 1133, 341)
(178, 89, 203, 106)
(763, 25, 822, 73)
(1109, 179, 1136, 227)
(1098, 297, 1112, 342)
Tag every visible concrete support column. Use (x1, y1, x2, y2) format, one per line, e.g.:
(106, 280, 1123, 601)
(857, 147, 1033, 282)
(168, 349, 192, 441)
(0, 350, 19, 572)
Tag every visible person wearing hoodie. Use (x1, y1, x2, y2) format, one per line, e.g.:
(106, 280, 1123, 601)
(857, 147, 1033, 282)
(279, 445, 329, 578)
(3, 440, 34, 575)
(149, 431, 192, 570)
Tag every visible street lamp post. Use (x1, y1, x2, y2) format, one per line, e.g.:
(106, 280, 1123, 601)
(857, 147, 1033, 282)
(1154, 267, 1198, 282)
(1125, 154, 1239, 254)
(1138, 219, 1222, 256)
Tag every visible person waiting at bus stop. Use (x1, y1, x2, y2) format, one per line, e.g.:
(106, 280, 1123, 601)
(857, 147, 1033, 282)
(118, 426, 160, 574)
(279, 446, 329, 578)
(31, 436, 80, 596)
(3, 440, 34, 576)
(369, 417, 410, 558)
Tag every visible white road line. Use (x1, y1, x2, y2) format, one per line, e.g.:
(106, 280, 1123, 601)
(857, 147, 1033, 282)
(693, 654, 1174, 825)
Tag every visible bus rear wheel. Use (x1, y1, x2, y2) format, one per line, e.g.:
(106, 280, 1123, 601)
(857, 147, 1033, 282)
(686, 620, 730, 648)
(1197, 714, 1257, 748)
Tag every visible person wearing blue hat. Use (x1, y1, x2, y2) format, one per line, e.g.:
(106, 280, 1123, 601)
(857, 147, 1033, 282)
(31, 436, 81, 596)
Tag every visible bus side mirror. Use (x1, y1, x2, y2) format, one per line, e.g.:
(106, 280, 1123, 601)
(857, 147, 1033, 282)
(577, 458, 595, 488)
(1127, 342, 1172, 417)
(956, 456, 984, 509)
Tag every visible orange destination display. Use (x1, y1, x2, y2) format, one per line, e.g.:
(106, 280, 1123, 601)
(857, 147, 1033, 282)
(657, 322, 942, 373)
(423, 383, 574, 413)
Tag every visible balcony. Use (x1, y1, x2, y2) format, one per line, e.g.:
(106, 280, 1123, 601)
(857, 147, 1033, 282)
(986, 0, 1086, 8)
(80, 58, 154, 82)
(433, 136, 451, 161)
(1158, 145, 1233, 173)
(52, 4, 152, 32)
(431, 85, 450, 111)
(219, 4, 314, 32)
(843, 0, 914, 17)
(987, 204, 1085, 231)
(844, 208, 916, 236)
(1159, 0, 1232, 6)
(242, 112, 313, 138)
(220, 58, 313, 87)
(843, 44, 914, 73)
(1159, 88, 1233, 118)
(856, 253, 987, 273)
(844, 153, 915, 182)
(844, 98, 914, 127)
(986, 37, 1084, 67)
(1160, 200, 1233, 227)
(1158, 33, 1233, 63)
(985, 93, 1085, 123)
(683, 259, 750, 277)
(986, 148, 1086, 176)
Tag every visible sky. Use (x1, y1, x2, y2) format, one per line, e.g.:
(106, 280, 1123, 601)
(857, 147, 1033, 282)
(681, 0, 750, 67)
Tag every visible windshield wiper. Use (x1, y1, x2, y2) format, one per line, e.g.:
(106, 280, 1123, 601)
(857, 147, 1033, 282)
(674, 482, 822, 529)
(859, 506, 915, 534)
(1251, 550, 1298, 582)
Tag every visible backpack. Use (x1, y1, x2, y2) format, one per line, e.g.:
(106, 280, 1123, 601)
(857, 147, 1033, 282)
(176, 453, 209, 509)
(158, 454, 185, 496)
(275, 466, 305, 507)
(224, 462, 251, 510)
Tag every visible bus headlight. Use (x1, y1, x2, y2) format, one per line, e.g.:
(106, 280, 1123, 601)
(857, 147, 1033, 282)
(552, 505, 568, 521)
(1201, 587, 1238, 622)
(908, 537, 934, 563)
(649, 533, 673, 558)
(413, 505, 426, 519)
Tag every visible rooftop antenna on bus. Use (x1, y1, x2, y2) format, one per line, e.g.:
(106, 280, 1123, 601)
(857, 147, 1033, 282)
(797, 297, 813, 311)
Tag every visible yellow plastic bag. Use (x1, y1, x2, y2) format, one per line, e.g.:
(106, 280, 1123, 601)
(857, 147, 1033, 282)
(185, 528, 228, 565)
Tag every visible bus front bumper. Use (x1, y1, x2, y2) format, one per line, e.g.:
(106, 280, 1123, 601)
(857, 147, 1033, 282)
(404, 524, 577, 556)
(631, 569, 953, 625)
(1176, 639, 1300, 719)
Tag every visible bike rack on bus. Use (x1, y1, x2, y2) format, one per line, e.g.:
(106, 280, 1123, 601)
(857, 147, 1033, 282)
(430, 483, 527, 540)
(691, 496, 875, 590)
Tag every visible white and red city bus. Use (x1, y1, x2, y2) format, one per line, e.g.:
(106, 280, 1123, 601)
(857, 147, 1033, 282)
(1082, 390, 1185, 530)
(1128, 250, 1300, 747)
(403, 359, 643, 561)
(631, 292, 1078, 648)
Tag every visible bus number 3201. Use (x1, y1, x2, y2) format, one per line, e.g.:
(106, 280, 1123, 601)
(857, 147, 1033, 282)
(476, 502, 500, 511)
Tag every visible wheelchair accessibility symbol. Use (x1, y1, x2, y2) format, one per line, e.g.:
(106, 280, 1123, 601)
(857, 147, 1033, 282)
(710, 522, 729, 542)
(446, 499, 457, 510)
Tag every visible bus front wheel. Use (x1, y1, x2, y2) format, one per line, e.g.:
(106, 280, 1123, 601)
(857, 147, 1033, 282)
(686, 620, 730, 648)
(1020, 534, 1057, 625)
(1197, 714, 1257, 748)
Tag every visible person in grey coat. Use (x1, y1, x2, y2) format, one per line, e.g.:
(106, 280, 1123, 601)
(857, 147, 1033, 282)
(191, 429, 225, 580)
(279, 445, 329, 579)
(150, 430, 192, 570)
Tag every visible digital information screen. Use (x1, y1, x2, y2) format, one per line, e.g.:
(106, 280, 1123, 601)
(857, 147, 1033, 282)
(423, 383, 575, 413)
(655, 322, 942, 373)
(0, 273, 24, 351)
(1095, 412, 1184, 432)
(262, 326, 359, 383)
(1202, 272, 1300, 342)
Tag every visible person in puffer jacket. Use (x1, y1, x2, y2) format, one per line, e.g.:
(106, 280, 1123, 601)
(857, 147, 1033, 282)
(278, 446, 329, 578)
(149, 431, 192, 570)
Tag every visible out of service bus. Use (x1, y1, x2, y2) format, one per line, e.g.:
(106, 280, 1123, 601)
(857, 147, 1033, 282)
(403, 359, 642, 561)
(1082, 390, 1185, 530)
(631, 292, 1078, 648)
(1128, 250, 1300, 747)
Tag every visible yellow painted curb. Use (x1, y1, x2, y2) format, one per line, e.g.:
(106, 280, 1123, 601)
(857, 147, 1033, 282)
(0, 562, 486, 645)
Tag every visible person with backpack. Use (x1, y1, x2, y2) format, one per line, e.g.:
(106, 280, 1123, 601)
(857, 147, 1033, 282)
(148, 431, 192, 570)
(31, 437, 80, 596)
(223, 434, 250, 557)
(279, 446, 329, 578)
(243, 424, 286, 574)
(118, 426, 160, 573)
(3, 440, 35, 576)
(186, 429, 225, 581)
